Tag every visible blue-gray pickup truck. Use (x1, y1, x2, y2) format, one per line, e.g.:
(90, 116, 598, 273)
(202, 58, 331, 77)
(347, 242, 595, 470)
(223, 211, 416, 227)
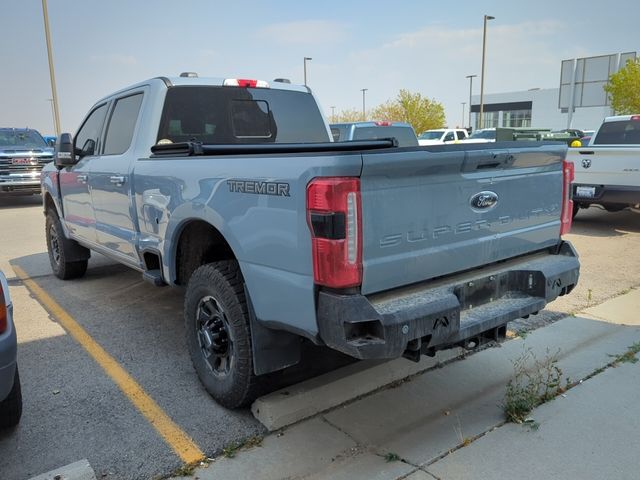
(41, 74, 580, 408)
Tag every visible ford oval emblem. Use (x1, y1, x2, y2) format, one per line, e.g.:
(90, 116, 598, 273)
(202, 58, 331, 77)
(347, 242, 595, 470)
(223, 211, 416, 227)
(470, 191, 499, 210)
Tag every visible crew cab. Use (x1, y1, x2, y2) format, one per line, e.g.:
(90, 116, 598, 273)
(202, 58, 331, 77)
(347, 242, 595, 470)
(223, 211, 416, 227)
(42, 74, 580, 408)
(0, 128, 54, 195)
(330, 121, 419, 147)
(568, 115, 640, 216)
(418, 128, 468, 145)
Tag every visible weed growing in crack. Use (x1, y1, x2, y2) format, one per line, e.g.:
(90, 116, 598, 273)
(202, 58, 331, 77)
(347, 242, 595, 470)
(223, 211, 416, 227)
(609, 342, 640, 365)
(222, 435, 263, 458)
(384, 452, 401, 462)
(503, 347, 567, 424)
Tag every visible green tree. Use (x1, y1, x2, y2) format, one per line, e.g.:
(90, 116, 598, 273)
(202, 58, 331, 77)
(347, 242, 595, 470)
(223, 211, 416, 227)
(371, 90, 446, 134)
(604, 59, 640, 114)
(334, 108, 365, 123)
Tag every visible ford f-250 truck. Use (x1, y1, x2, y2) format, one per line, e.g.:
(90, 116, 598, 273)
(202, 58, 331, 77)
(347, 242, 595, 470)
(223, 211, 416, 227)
(41, 74, 580, 408)
(568, 115, 640, 216)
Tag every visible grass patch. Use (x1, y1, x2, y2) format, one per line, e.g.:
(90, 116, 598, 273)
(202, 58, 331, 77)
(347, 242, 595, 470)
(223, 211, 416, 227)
(503, 348, 567, 424)
(222, 435, 263, 459)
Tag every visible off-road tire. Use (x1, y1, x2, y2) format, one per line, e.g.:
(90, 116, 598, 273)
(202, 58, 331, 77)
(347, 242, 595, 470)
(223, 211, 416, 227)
(184, 261, 259, 408)
(0, 367, 22, 429)
(45, 211, 88, 280)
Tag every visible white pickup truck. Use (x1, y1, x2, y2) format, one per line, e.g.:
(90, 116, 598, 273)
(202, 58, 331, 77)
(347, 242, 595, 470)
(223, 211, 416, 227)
(568, 115, 640, 216)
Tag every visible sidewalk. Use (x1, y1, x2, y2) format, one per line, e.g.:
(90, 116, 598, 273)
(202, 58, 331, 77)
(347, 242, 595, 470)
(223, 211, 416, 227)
(178, 289, 640, 480)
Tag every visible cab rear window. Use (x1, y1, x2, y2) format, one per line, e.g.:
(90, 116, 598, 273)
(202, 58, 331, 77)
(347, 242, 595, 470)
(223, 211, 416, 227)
(157, 86, 329, 144)
(593, 120, 640, 145)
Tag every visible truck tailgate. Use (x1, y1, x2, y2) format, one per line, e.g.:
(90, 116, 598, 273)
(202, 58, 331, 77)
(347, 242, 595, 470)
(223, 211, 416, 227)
(570, 146, 640, 186)
(360, 144, 565, 295)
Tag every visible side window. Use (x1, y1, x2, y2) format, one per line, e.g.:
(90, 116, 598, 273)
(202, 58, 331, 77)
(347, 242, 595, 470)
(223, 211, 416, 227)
(103, 93, 144, 155)
(444, 132, 455, 142)
(456, 130, 467, 140)
(75, 104, 108, 157)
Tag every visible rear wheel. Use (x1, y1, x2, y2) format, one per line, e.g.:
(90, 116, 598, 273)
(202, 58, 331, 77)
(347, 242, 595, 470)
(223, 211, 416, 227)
(184, 261, 259, 408)
(46, 211, 88, 280)
(0, 367, 22, 429)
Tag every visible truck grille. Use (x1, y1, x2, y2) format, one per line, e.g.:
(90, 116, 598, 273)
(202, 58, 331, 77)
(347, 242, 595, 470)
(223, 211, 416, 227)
(0, 157, 53, 175)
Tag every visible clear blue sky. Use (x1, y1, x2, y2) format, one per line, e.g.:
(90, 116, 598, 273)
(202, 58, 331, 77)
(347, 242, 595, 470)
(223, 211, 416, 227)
(1, 0, 638, 134)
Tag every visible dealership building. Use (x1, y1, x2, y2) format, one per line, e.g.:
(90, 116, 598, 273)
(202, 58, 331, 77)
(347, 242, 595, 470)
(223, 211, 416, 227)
(469, 52, 636, 132)
(469, 88, 610, 132)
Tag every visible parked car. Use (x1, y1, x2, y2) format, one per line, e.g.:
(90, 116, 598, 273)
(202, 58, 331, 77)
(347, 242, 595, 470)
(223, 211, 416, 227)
(42, 74, 580, 408)
(0, 270, 22, 428)
(460, 128, 496, 143)
(330, 121, 419, 147)
(0, 128, 54, 195)
(568, 114, 640, 216)
(417, 128, 468, 145)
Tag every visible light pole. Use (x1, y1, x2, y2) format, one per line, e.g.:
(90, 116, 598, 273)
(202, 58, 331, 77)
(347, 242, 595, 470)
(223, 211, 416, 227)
(466, 74, 477, 129)
(461, 102, 466, 128)
(47, 99, 56, 135)
(330, 106, 336, 123)
(479, 14, 495, 129)
(42, 0, 61, 136)
(303, 57, 312, 86)
(361, 88, 368, 121)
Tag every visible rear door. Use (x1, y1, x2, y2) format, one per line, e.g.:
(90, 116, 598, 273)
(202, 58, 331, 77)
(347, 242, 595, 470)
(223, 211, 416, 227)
(89, 90, 145, 262)
(359, 144, 565, 294)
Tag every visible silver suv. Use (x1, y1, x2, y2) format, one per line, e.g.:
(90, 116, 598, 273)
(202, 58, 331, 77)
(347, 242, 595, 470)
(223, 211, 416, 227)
(0, 270, 22, 428)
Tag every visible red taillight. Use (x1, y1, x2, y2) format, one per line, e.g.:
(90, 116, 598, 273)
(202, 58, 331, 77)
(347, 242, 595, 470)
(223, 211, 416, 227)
(560, 160, 574, 236)
(0, 283, 7, 334)
(223, 78, 269, 88)
(631, 115, 640, 121)
(374, 121, 392, 126)
(307, 178, 362, 288)
(237, 79, 258, 88)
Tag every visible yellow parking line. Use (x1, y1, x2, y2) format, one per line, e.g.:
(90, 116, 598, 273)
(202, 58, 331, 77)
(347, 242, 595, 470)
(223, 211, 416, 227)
(13, 265, 204, 465)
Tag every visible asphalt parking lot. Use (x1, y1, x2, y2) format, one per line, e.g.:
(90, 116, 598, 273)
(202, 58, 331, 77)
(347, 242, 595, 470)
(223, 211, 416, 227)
(0, 195, 639, 479)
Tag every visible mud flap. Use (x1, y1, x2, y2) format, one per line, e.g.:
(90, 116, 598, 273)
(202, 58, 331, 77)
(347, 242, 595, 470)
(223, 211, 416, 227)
(245, 288, 301, 376)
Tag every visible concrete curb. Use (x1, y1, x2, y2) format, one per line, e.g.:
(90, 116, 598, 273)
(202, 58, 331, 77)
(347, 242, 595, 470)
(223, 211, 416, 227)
(29, 459, 96, 480)
(252, 348, 463, 431)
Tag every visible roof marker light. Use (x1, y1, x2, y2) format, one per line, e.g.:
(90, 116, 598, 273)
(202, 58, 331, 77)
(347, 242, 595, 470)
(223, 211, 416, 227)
(374, 121, 392, 126)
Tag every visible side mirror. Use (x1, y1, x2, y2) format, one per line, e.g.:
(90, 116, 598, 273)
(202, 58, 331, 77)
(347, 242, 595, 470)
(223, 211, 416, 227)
(54, 133, 76, 168)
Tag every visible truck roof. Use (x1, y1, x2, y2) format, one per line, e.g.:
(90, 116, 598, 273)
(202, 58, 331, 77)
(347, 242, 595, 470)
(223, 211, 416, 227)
(96, 75, 310, 104)
(603, 114, 640, 123)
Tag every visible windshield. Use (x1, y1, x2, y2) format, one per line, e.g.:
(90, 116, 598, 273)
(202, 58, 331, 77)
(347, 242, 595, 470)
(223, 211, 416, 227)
(418, 130, 444, 140)
(0, 129, 47, 149)
(468, 129, 495, 139)
(352, 126, 418, 147)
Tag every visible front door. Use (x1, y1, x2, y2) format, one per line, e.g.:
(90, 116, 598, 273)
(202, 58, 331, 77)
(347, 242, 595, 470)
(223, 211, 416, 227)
(59, 103, 109, 243)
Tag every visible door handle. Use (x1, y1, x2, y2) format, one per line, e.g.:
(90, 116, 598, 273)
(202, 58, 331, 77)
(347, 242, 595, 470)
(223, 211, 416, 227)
(109, 175, 126, 185)
(77, 174, 88, 184)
